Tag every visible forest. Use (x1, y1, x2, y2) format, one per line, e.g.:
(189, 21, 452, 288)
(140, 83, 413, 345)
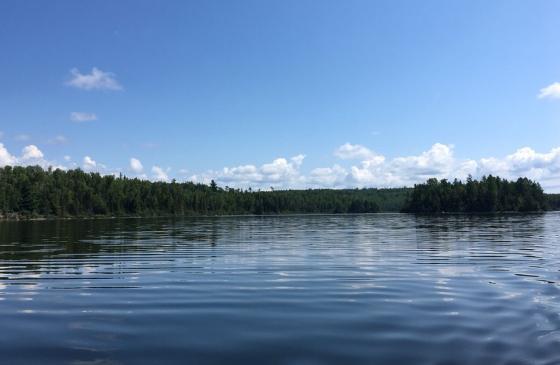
(548, 194, 560, 211)
(0, 166, 557, 219)
(402, 176, 552, 213)
(0, 166, 408, 218)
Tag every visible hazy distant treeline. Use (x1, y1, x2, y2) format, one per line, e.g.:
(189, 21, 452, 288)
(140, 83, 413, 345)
(402, 176, 551, 213)
(0, 166, 408, 218)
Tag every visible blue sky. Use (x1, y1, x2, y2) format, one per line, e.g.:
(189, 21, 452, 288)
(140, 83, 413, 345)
(1, 1, 560, 190)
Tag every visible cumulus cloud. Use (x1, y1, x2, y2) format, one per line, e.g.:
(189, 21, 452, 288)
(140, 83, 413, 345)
(0, 144, 102, 174)
(152, 166, 169, 182)
(291, 154, 305, 167)
(0, 140, 559, 191)
(479, 147, 560, 184)
(189, 143, 535, 191)
(334, 143, 560, 191)
(83, 156, 97, 171)
(66, 67, 122, 91)
(190, 154, 307, 189)
(391, 143, 455, 177)
(309, 165, 348, 188)
(130, 158, 144, 173)
(70, 112, 97, 122)
(0, 144, 53, 169)
(345, 143, 477, 187)
(538, 82, 560, 99)
(335, 143, 380, 161)
(21, 145, 44, 160)
(190, 147, 473, 190)
(0, 143, 16, 166)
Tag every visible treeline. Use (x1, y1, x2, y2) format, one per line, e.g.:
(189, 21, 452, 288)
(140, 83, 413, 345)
(0, 166, 409, 218)
(548, 194, 560, 211)
(1, 166, 557, 218)
(402, 176, 550, 213)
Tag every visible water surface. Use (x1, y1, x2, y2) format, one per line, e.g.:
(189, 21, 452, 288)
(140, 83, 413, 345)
(1, 213, 560, 364)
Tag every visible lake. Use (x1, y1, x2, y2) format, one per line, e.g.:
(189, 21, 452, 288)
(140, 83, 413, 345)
(1, 213, 559, 364)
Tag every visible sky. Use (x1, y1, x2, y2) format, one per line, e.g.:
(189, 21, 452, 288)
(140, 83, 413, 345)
(1, 1, 560, 191)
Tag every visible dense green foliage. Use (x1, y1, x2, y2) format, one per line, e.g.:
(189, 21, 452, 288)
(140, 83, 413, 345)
(1, 166, 556, 218)
(0, 166, 409, 218)
(402, 176, 549, 213)
(548, 194, 560, 211)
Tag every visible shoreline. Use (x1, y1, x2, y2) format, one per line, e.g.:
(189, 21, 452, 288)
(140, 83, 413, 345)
(0, 210, 556, 222)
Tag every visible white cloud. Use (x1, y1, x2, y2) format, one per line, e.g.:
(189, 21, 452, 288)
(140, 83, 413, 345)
(0, 144, 103, 174)
(309, 165, 348, 187)
(479, 147, 560, 183)
(0, 140, 559, 192)
(0, 144, 51, 168)
(152, 166, 169, 182)
(21, 145, 44, 160)
(346, 143, 475, 187)
(191, 154, 306, 189)
(291, 154, 305, 167)
(70, 112, 97, 123)
(0, 143, 16, 166)
(67, 67, 122, 91)
(83, 156, 97, 171)
(329, 143, 560, 191)
(391, 143, 455, 176)
(130, 158, 144, 173)
(189, 146, 480, 190)
(538, 82, 560, 99)
(335, 143, 380, 161)
(261, 157, 301, 182)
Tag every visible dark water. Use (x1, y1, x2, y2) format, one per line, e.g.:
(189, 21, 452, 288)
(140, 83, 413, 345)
(1, 214, 560, 365)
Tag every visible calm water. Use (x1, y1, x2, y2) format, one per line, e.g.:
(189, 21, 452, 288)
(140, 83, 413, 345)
(1, 213, 560, 365)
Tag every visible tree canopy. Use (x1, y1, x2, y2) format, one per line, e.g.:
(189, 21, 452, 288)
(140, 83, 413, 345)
(0, 166, 410, 218)
(0, 166, 557, 219)
(402, 176, 549, 213)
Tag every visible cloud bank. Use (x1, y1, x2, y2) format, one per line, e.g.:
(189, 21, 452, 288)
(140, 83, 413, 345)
(190, 155, 306, 188)
(0, 143, 559, 192)
(0, 143, 61, 170)
(190, 143, 560, 192)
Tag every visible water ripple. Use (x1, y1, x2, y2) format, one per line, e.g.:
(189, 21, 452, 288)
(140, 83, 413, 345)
(1, 213, 560, 364)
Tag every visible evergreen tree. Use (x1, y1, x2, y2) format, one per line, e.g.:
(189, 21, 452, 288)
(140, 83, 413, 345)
(403, 176, 549, 213)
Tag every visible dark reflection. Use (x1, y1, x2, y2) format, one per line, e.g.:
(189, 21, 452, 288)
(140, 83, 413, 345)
(412, 214, 547, 253)
(0, 217, 222, 258)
